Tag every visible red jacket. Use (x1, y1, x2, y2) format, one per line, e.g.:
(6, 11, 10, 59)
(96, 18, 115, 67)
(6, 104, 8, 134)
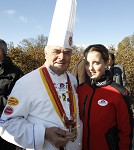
(77, 72, 133, 150)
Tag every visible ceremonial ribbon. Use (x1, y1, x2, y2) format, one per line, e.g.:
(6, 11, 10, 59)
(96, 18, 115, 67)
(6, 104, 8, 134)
(39, 66, 77, 130)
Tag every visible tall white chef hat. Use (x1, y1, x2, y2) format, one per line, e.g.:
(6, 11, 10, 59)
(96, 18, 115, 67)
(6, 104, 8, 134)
(47, 0, 77, 49)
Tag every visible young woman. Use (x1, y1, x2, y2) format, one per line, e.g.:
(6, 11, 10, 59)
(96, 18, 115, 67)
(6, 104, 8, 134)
(77, 44, 133, 150)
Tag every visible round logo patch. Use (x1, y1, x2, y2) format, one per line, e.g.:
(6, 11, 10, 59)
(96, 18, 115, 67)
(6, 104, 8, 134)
(98, 99, 108, 106)
(4, 106, 14, 115)
(8, 97, 19, 106)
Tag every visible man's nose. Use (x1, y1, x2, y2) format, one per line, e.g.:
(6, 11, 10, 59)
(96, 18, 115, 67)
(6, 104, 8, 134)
(58, 52, 65, 59)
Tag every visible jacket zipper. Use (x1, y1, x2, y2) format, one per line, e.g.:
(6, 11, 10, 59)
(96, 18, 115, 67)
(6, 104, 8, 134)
(82, 94, 88, 117)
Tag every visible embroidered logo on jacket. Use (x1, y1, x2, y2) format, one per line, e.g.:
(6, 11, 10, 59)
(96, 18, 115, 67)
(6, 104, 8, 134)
(4, 106, 14, 115)
(57, 83, 66, 91)
(98, 99, 108, 106)
(8, 97, 19, 106)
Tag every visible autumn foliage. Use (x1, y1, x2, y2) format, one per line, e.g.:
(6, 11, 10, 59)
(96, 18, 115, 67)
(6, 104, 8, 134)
(7, 34, 134, 102)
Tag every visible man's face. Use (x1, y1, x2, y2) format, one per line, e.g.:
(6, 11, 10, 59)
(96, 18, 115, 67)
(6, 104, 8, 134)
(0, 48, 4, 62)
(45, 46, 72, 75)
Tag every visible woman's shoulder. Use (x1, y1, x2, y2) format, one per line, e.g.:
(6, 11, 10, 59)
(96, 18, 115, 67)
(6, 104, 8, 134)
(110, 82, 129, 97)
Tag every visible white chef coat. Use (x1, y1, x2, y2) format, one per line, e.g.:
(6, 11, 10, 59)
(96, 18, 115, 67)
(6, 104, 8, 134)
(0, 65, 83, 150)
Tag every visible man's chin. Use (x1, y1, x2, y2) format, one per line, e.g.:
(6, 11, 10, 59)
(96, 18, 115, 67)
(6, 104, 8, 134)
(54, 66, 67, 75)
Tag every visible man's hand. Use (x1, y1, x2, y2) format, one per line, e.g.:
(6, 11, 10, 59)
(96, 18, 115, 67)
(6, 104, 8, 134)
(45, 127, 69, 149)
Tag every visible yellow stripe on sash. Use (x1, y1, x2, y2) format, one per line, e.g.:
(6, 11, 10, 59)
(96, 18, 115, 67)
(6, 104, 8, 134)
(39, 67, 65, 124)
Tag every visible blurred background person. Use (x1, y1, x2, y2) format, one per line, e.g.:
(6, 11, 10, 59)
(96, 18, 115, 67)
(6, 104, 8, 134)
(71, 53, 87, 85)
(108, 52, 126, 87)
(0, 39, 24, 150)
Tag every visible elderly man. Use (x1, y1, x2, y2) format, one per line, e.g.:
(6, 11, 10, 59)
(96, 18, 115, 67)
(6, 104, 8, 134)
(0, 0, 83, 150)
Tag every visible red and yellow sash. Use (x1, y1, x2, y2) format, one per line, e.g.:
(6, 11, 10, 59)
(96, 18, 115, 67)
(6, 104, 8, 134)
(39, 66, 77, 131)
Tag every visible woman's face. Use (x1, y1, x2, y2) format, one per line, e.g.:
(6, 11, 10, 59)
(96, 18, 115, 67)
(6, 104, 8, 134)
(85, 51, 108, 80)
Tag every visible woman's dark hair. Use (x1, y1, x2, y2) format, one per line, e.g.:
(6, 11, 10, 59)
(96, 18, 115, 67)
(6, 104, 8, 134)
(84, 44, 109, 63)
(109, 53, 115, 61)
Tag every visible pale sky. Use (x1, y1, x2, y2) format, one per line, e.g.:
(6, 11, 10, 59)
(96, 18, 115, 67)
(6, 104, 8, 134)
(0, 0, 134, 48)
